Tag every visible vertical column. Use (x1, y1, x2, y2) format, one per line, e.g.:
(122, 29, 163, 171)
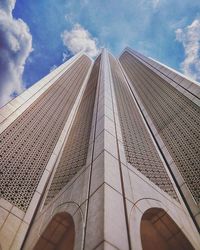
(84, 50, 129, 249)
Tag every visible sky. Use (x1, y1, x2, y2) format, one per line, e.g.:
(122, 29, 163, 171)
(0, 0, 200, 107)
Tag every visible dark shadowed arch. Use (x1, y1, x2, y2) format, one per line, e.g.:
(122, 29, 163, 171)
(140, 208, 194, 250)
(33, 212, 75, 250)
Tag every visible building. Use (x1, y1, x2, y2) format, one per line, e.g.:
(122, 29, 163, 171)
(0, 48, 199, 250)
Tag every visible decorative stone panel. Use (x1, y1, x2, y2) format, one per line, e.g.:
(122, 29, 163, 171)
(109, 54, 178, 200)
(45, 55, 101, 204)
(120, 51, 200, 204)
(0, 55, 91, 211)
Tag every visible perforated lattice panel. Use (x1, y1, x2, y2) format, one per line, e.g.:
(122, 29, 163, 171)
(0, 55, 91, 211)
(45, 55, 101, 205)
(109, 54, 178, 200)
(120, 51, 200, 203)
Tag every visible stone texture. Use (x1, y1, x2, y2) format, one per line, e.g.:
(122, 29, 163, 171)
(1, 48, 200, 250)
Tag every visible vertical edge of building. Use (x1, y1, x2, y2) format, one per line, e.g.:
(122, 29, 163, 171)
(0, 52, 93, 250)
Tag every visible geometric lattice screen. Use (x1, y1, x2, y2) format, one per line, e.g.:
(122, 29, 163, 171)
(0, 55, 91, 211)
(45, 55, 101, 205)
(109, 54, 178, 201)
(120, 51, 200, 204)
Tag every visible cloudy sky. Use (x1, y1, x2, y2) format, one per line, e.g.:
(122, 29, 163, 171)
(0, 0, 200, 106)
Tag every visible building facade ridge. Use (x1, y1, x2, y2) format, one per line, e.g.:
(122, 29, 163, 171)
(0, 47, 199, 250)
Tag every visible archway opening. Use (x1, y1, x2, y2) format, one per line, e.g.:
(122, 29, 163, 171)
(34, 212, 75, 250)
(140, 208, 194, 250)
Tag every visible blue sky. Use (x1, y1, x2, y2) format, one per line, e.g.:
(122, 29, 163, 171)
(0, 0, 200, 106)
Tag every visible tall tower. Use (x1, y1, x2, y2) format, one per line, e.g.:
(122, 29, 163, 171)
(119, 48, 200, 228)
(0, 48, 199, 250)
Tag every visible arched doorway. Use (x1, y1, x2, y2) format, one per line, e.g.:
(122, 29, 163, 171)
(33, 212, 75, 250)
(140, 208, 194, 250)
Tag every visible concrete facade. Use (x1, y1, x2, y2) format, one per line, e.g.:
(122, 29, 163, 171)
(119, 48, 200, 228)
(0, 48, 200, 250)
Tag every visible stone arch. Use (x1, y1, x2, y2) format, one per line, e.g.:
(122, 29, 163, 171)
(140, 207, 194, 250)
(33, 212, 75, 250)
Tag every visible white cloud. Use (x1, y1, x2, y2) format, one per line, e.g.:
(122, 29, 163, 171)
(0, 0, 33, 107)
(49, 65, 57, 72)
(64, 13, 74, 24)
(62, 51, 70, 62)
(61, 24, 100, 58)
(175, 18, 200, 81)
(151, 0, 160, 8)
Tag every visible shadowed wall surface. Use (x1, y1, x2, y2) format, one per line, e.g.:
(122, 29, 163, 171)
(33, 212, 75, 250)
(141, 208, 194, 250)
